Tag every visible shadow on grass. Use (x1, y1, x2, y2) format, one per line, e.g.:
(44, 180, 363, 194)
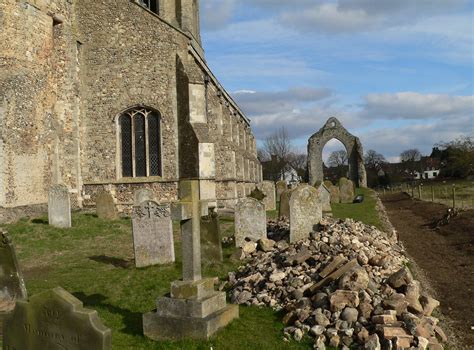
(73, 292, 143, 336)
(89, 255, 133, 269)
(31, 218, 49, 225)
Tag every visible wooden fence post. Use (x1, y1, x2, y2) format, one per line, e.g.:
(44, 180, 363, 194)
(418, 185, 422, 200)
(431, 186, 434, 202)
(452, 185, 456, 208)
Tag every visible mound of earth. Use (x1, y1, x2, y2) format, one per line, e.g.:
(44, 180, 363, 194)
(382, 193, 474, 348)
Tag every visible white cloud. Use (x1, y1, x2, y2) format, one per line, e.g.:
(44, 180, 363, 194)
(201, 0, 236, 31)
(234, 87, 333, 115)
(361, 92, 474, 120)
(279, 0, 470, 34)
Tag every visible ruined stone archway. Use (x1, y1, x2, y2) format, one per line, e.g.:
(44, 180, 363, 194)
(307, 117, 367, 187)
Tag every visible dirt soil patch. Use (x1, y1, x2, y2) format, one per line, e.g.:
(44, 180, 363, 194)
(382, 193, 474, 348)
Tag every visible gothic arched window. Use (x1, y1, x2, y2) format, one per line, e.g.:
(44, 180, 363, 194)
(139, 0, 159, 14)
(119, 108, 162, 178)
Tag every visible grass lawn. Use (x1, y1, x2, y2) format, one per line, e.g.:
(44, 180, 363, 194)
(1, 212, 313, 350)
(0, 191, 380, 349)
(331, 187, 383, 230)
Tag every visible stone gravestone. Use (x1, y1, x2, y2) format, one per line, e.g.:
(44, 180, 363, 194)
(3, 287, 111, 349)
(132, 201, 175, 268)
(143, 180, 238, 340)
(96, 192, 118, 220)
(48, 184, 71, 228)
(235, 198, 267, 247)
(200, 208, 223, 263)
(276, 181, 287, 202)
(134, 188, 154, 206)
(325, 180, 340, 204)
(279, 189, 292, 219)
(257, 181, 276, 211)
(289, 185, 322, 243)
(0, 230, 27, 332)
(318, 183, 332, 216)
(339, 177, 355, 204)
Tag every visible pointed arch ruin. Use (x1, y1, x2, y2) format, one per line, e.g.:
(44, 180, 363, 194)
(307, 117, 367, 187)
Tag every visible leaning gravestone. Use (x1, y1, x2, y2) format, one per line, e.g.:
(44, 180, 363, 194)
(276, 181, 287, 202)
(289, 185, 322, 243)
(3, 287, 111, 349)
(96, 192, 118, 220)
(200, 208, 223, 263)
(257, 181, 276, 211)
(325, 180, 341, 204)
(0, 230, 27, 333)
(132, 201, 175, 268)
(48, 184, 71, 228)
(134, 188, 154, 206)
(279, 189, 292, 218)
(235, 198, 267, 247)
(339, 177, 355, 204)
(318, 183, 332, 216)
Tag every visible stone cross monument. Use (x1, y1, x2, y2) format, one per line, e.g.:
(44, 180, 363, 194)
(143, 180, 238, 340)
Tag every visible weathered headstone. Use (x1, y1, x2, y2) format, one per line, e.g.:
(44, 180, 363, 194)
(143, 180, 238, 340)
(3, 287, 111, 349)
(339, 177, 355, 204)
(200, 208, 223, 263)
(325, 180, 340, 204)
(132, 201, 175, 268)
(0, 231, 27, 331)
(257, 181, 276, 211)
(235, 198, 267, 247)
(279, 189, 292, 219)
(96, 192, 118, 220)
(318, 183, 332, 216)
(276, 181, 287, 202)
(48, 184, 71, 228)
(133, 188, 154, 206)
(289, 185, 322, 243)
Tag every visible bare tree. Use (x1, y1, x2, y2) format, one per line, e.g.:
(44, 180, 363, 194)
(364, 150, 387, 169)
(327, 150, 348, 168)
(400, 148, 422, 177)
(262, 127, 292, 161)
(400, 149, 422, 162)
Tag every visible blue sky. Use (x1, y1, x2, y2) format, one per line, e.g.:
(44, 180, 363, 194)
(200, 0, 473, 162)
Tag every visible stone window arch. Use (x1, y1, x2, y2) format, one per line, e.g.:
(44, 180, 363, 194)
(138, 0, 159, 14)
(118, 107, 162, 178)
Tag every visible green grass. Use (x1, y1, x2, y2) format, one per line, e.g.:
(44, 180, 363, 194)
(0, 192, 382, 349)
(332, 188, 383, 229)
(1, 214, 313, 350)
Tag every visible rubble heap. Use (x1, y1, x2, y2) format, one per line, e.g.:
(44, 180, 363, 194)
(228, 218, 445, 349)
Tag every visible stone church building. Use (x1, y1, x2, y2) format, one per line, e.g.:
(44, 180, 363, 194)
(0, 0, 261, 216)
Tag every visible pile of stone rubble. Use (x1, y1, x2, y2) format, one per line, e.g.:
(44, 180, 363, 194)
(227, 218, 445, 349)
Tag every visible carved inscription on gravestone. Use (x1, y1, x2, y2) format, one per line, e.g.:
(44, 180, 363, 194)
(235, 198, 267, 247)
(134, 189, 154, 206)
(132, 201, 175, 268)
(48, 184, 71, 228)
(3, 287, 111, 350)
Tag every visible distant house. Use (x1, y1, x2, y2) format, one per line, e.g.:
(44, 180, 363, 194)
(414, 157, 441, 180)
(279, 164, 302, 185)
(261, 155, 302, 184)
